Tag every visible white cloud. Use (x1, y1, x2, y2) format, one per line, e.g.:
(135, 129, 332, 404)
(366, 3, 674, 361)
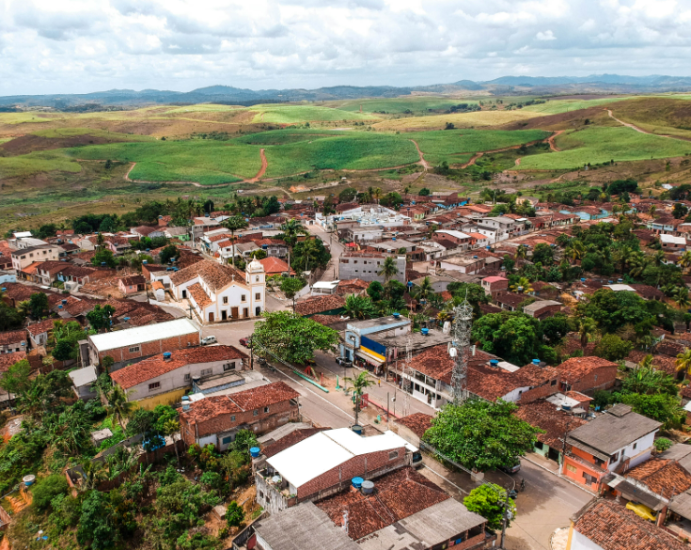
(536, 30, 556, 41)
(1, 0, 691, 95)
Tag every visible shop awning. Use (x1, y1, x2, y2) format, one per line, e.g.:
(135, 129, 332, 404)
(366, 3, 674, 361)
(355, 350, 384, 367)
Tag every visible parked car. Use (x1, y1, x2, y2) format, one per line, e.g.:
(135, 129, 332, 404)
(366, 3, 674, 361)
(239, 336, 252, 347)
(200, 335, 217, 346)
(499, 459, 521, 475)
(336, 357, 352, 367)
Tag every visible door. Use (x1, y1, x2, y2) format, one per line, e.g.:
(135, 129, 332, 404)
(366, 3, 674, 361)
(182, 289, 187, 299)
(221, 310, 227, 321)
(243, 308, 249, 318)
(209, 312, 214, 323)
(231, 307, 239, 319)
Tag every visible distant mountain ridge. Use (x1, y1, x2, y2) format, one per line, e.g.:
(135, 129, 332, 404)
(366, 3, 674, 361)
(4, 74, 691, 108)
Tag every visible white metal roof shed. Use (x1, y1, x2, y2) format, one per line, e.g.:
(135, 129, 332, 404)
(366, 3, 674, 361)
(89, 318, 198, 352)
(266, 428, 416, 488)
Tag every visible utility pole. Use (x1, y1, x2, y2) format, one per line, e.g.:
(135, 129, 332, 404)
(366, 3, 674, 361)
(500, 487, 512, 550)
(249, 335, 254, 370)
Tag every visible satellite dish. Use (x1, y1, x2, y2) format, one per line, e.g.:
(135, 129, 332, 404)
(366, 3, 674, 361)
(449, 348, 458, 358)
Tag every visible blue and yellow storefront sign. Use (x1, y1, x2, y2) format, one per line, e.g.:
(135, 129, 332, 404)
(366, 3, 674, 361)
(359, 336, 387, 363)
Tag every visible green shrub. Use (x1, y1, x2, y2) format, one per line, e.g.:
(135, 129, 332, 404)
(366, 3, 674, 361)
(32, 474, 69, 512)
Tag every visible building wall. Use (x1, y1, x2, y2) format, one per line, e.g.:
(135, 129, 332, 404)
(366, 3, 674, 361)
(0, 339, 26, 354)
(562, 453, 603, 492)
(125, 357, 246, 402)
(338, 255, 406, 284)
(563, 365, 617, 394)
(136, 388, 188, 410)
(518, 379, 561, 404)
(568, 529, 604, 550)
(89, 331, 201, 369)
(297, 447, 409, 500)
(179, 398, 298, 447)
(12, 246, 61, 271)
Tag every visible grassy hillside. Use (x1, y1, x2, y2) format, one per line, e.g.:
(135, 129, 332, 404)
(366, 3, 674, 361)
(518, 126, 691, 171)
(333, 97, 481, 115)
(372, 110, 542, 130)
(522, 96, 640, 115)
(0, 150, 82, 179)
(606, 97, 691, 139)
(248, 104, 376, 123)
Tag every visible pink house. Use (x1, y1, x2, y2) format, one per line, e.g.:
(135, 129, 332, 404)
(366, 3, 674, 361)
(481, 276, 508, 297)
(118, 275, 146, 296)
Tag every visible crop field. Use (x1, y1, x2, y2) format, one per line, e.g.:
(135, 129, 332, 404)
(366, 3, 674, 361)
(163, 104, 245, 114)
(65, 141, 263, 184)
(518, 126, 691, 171)
(32, 127, 155, 141)
(522, 97, 643, 115)
(232, 129, 342, 146)
(0, 150, 81, 178)
(0, 112, 62, 125)
(372, 110, 543, 130)
(248, 105, 376, 124)
(410, 129, 551, 166)
(332, 97, 482, 115)
(263, 132, 419, 177)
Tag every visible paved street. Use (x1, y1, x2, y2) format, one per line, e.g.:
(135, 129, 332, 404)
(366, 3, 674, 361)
(307, 223, 343, 282)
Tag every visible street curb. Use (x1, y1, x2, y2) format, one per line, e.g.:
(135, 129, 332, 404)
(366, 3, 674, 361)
(521, 455, 596, 496)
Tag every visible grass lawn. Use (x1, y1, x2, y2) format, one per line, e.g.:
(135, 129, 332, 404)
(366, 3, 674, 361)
(66, 140, 262, 184)
(0, 150, 82, 178)
(409, 129, 551, 166)
(518, 126, 691, 171)
(372, 110, 543, 130)
(249, 104, 376, 123)
(263, 132, 419, 177)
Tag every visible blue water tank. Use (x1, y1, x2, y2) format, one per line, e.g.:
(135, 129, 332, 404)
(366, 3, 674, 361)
(532, 359, 541, 365)
(580, 278, 586, 282)
(489, 359, 499, 366)
(62, 299, 67, 304)
(58, 305, 63, 309)
(392, 312, 400, 319)
(101, 262, 106, 266)
(250, 447, 261, 458)
(0, 288, 5, 292)
(123, 317, 130, 321)
(163, 352, 172, 360)
(352, 477, 364, 489)
(421, 328, 429, 336)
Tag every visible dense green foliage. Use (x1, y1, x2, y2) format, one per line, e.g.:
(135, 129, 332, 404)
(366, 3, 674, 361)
(464, 484, 516, 530)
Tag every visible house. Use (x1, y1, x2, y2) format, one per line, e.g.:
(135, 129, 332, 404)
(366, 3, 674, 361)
(566, 498, 686, 550)
(494, 292, 532, 312)
(110, 345, 249, 408)
(259, 257, 294, 277)
(178, 381, 300, 450)
(0, 330, 28, 354)
(80, 317, 200, 371)
(295, 294, 346, 317)
(340, 315, 411, 365)
(315, 467, 492, 550)
(562, 404, 661, 492)
(338, 252, 407, 284)
(660, 234, 687, 251)
(131, 226, 165, 239)
(68, 366, 98, 401)
(170, 259, 266, 323)
(118, 275, 146, 296)
(432, 230, 473, 251)
(252, 502, 360, 550)
(475, 216, 516, 243)
(29, 261, 70, 286)
(523, 300, 562, 319)
(11, 244, 61, 271)
(27, 319, 60, 347)
(254, 428, 415, 514)
(393, 412, 433, 447)
(481, 275, 508, 297)
(557, 356, 618, 394)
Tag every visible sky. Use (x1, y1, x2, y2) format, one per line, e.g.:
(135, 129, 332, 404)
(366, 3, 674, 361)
(2, 0, 691, 95)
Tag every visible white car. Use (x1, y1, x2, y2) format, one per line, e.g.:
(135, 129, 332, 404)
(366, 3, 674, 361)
(200, 336, 217, 346)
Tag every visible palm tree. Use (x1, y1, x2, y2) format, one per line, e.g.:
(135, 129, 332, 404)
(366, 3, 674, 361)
(378, 257, 399, 282)
(163, 419, 181, 464)
(372, 187, 382, 205)
(343, 371, 375, 427)
(649, 204, 657, 218)
(510, 277, 534, 294)
(574, 316, 597, 349)
(16, 300, 31, 318)
(677, 348, 691, 376)
(343, 295, 377, 319)
(514, 245, 528, 260)
(77, 458, 108, 491)
(108, 385, 134, 431)
(280, 218, 309, 269)
(674, 287, 691, 310)
(613, 245, 633, 273)
(653, 250, 666, 267)
(222, 215, 249, 267)
(298, 238, 321, 274)
(628, 253, 647, 278)
(565, 240, 585, 263)
(413, 277, 434, 305)
(555, 233, 571, 248)
(679, 251, 691, 273)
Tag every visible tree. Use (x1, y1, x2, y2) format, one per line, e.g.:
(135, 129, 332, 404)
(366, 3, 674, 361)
(673, 202, 689, 219)
(620, 393, 684, 428)
(622, 365, 678, 396)
(594, 334, 633, 361)
(339, 188, 358, 203)
(514, 244, 528, 260)
(654, 438, 673, 452)
(572, 316, 597, 349)
(677, 348, 691, 376)
(291, 238, 330, 273)
(29, 292, 49, 319)
(226, 501, 245, 529)
(343, 371, 375, 426)
(92, 249, 116, 268)
(108, 385, 135, 431)
(510, 277, 533, 294)
(378, 256, 399, 282)
(424, 399, 541, 472)
(222, 215, 249, 267)
(464, 484, 515, 531)
(418, 188, 431, 196)
(32, 474, 69, 512)
(253, 311, 339, 365)
(343, 295, 377, 319)
(0, 359, 32, 397)
(580, 289, 655, 334)
(540, 315, 570, 347)
(159, 244, 180, 265)
(367, 281, 384, 302)
(0, 302, 23, 331)
(87, 304, 116, 332)
(531, 243, 554, 266)
(78, 490, 118, 550)
(280, 277, 305, 312)
(472, 312, 545, 366)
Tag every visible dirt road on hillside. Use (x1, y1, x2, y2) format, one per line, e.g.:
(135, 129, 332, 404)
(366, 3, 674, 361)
(548, 130, 564, 151)
(604, 109, 691, 142)
(410, 140, 430, 170)
(248, 149, 268, 182)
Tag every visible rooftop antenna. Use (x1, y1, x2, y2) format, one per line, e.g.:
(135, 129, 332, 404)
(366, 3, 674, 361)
(450, 291, 472, 405)
(342, 510, 349, 535)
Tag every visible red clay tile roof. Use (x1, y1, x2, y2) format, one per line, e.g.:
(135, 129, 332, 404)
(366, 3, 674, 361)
(110, 345, 248, 389)
(119, 275, 146, 286)
(262, 428, 328, 458)
(170, 259, 246, 291)
(573, 499, 687, 550)
(258, 257, 294, 276)
(625, 351, 678, 376)
(515, 400, 587, 450)
(179, 381, 299, 426)
(187, 283, 212, 309)
(0, 330, 27, 346)
(310, 315, 345, 326)
(315, 467, 451, 541)
(295, 294, 346, 316)
(557, 356, 617, 384)
(0, 351, 26, 373)
(396, 413, 433, 438)
(26, 319, 61, 337)
(626, 458, 691, 497)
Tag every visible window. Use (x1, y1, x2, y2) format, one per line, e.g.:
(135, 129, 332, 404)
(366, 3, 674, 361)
(255, 276, 260, 282)
(566, 464, 577, 473)
(223, 362, 236, 371)
(148, 382, 161, 391)
(223, 296, 228, 304)
(255, 293, 261, 300)
(594, 375, 598, 382)
(551, 379, 557, 386)
(231, 415, 236, 422)
(611, 452, 619, 462)
(253, 410, 259, 416)
(633, 442, 637, 450)
(389, 451, 399, 460)
(264, 406, 270, 413)
(222, 436, 233, 445)
(200, 368, 213, 376)
(129, 346, 140, 353)
(241, 294, 246, 302)
(184, 373, 191, 381)
(583, 473, 597, 485)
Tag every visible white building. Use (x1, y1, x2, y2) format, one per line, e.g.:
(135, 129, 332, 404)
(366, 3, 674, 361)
(170, 259, 266, 323)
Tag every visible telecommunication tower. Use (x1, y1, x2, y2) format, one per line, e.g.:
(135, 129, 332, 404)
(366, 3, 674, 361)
(449, 298, 473, 404)
(401, 335, 413, 417)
